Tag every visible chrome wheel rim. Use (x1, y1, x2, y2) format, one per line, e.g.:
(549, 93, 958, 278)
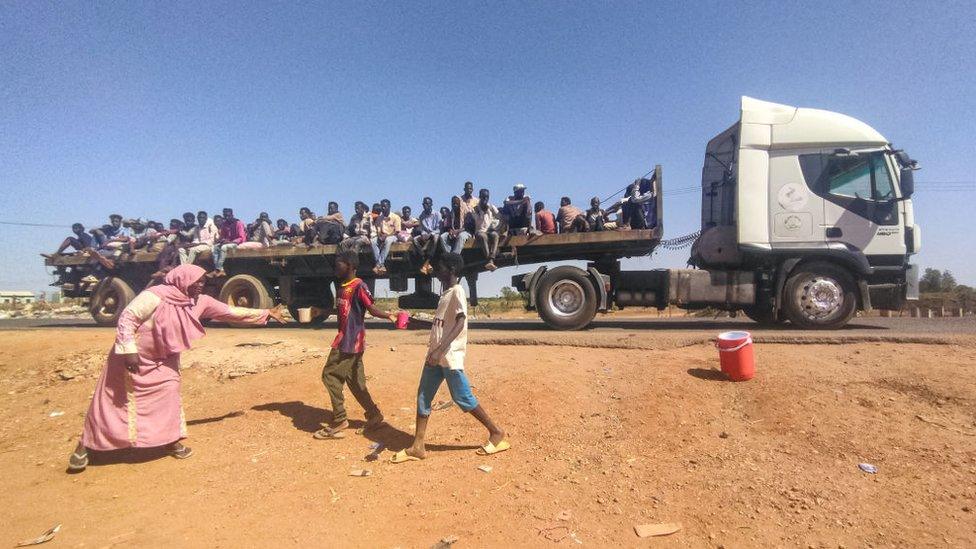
(796, 276, 844, 320)
(548, 280, 585, 317)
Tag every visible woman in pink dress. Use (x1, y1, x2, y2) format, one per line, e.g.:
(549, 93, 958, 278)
(68, 264, 286, 472)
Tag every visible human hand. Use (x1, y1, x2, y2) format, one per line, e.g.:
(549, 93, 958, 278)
(123, 353, 140, 373)
(267, 304, 287, 324)
(425, 349, 443, 366)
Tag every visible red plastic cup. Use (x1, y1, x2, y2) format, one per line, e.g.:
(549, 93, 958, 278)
(395, 311, 410, 330)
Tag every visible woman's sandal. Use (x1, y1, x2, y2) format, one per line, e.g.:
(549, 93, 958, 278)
(67, 450, 89, 472)
(170, 443, 194, 459)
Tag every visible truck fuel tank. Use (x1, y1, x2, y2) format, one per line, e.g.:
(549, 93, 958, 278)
(668, 269, 756, 306)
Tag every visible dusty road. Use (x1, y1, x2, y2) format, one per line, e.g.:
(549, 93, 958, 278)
(1, 318, 974, 547)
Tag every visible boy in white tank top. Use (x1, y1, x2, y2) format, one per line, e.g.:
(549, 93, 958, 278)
(391, 253, 509, 463)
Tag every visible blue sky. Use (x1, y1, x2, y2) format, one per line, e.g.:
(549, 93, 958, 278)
(1, 1, 974, 297)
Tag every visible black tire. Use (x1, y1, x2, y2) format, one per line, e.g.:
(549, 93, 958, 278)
(741, 305, 780, 325)
(781, 262, 857, 329)
(90, 277, 135, 326)
(535, 266, 598, 330)
(219, 274, 274, 310)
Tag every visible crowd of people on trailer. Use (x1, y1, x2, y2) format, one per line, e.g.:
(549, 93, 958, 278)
(46, 179, 656, 280)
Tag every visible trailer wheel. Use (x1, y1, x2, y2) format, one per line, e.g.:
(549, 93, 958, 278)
(219, 274, 274, 310)
(536, 266, 597, 330)
(90, 277, 135, 326)
(782, 262, 857, 329)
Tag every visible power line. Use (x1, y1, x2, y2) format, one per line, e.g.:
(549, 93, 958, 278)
(0, 221, 71, 228)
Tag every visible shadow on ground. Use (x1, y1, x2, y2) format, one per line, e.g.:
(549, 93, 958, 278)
(687, 368, 729, 382)
(250, 401, 479, 453)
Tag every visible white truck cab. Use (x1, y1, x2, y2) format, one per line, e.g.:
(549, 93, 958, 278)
(696, 97, 920, 327)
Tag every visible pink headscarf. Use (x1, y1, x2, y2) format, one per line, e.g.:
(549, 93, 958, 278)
(145, 264, 207, 357)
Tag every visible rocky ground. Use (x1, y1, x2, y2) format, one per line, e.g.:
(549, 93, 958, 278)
(0, 320, 974, 548)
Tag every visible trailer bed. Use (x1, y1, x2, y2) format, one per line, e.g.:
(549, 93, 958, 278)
(45, 229, 660, 277)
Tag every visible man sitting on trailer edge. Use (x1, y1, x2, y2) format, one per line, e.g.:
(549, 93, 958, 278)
(413, 197, 441, 275)
(534, 201, 557, 235)
(341, 201, 373, 253)
(371, 199, 401, 275)
(92, 214, 131, 256)
(211, 208, 246, 277)
(179, 211, 218, 266)
(471, 188, 501, 271)
(43, 223, 95, 258)
(556, 197, 587, 233)
(501, 183, 534, 235)
(313, 201, 345, 245)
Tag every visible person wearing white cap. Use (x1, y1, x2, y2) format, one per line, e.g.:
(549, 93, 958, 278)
(501, 183, 534, 235)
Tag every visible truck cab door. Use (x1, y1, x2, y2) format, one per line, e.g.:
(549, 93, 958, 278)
(768, 149, 825, 246)
(803, 149, 905, 256)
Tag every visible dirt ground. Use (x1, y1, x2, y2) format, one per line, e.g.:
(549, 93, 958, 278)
(1, 320, 975, 548)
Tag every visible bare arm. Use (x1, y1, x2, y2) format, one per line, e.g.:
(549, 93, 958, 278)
(425, 313, 465, 362)
(366, 302, 396, 322)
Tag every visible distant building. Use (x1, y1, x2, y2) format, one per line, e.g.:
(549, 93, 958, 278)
(0, 291, 37, 305)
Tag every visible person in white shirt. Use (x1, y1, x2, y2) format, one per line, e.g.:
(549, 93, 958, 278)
(391, 253, 509, 464)
(471, 188, 501, 271)
(179, 211, 218, 265)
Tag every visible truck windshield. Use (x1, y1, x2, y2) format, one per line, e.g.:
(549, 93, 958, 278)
(825, 153, 894, 200)
(800, 151, 894, 201)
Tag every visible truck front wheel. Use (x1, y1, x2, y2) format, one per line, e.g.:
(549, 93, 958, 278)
(782, 262, 857, 329)
(90, 277, 135, 326)
(536, 266, 597, 330)
(219, 274, 274, 310)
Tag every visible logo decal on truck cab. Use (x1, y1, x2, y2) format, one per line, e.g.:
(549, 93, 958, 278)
(784, 215, 802, 230)
(777, 183, 809, 212)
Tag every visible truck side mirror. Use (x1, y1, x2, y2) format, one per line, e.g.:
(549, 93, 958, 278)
(900, 167, 915, 199)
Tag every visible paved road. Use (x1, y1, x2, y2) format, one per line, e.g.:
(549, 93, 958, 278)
(2, 315, 974, 335)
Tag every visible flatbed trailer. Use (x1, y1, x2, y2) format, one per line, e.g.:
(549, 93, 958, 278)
(45, 97, 922, 331)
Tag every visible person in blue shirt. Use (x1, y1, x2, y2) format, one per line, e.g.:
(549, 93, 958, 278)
(92, 214, 131, 249)
(412, 196, 441, 274)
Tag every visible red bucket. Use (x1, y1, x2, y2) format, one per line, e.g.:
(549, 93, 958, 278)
(715, 331, 755, 382)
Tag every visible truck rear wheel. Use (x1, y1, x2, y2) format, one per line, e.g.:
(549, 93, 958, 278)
(536, 266, 597, 330)
(219, 274, 274, 310)
(782, 262, 857, 329)
(90, 277, 135, 326)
